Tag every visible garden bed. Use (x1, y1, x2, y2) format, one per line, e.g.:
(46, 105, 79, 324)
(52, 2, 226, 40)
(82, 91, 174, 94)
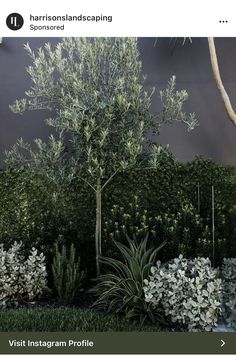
(0, 37, 235, 334)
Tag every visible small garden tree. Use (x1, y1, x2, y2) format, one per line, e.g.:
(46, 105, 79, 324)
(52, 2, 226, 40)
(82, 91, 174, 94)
(5, 38, 197, 275)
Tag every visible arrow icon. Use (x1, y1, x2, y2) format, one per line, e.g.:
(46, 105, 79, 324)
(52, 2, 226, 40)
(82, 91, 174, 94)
(221, 339, 225, 348)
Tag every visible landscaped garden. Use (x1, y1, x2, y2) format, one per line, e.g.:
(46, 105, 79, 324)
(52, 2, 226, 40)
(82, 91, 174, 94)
(0, 37, 235, 332)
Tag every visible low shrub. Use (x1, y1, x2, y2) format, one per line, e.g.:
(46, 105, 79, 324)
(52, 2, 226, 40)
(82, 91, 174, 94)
(52, 243, 85, 304)
(222, 258, 236, 329)
(143, 255, 222, 332)
(103, 195, 210, 261)
(92, 234, 166, 324)
(0, 242, 47, 307)
(0, 307, 164, 332)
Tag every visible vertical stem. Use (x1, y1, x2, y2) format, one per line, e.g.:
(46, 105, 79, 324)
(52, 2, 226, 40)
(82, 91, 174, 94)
(95, 178, 102, 277)
(212, 185, 215, 267)
(197, 183, 200, 213)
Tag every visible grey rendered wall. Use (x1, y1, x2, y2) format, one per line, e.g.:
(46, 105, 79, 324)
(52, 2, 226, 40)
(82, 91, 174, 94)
(0, 37, 235, 167)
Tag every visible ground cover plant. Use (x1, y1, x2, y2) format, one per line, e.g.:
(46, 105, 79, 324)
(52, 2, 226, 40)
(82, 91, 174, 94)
(0, 307, 164, 332)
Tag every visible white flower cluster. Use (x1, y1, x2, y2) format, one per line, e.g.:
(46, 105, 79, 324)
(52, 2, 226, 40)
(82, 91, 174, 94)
(222, 258, 236, 328)
(0, 242, 47, 307)
(143, 255, 222, 332)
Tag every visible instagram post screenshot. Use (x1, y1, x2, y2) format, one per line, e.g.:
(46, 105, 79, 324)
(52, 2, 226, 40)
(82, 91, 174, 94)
(0, 0, 236, 357)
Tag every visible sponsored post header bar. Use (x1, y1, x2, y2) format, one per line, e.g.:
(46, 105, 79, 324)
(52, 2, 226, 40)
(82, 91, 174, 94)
(0, 0, 235, 37)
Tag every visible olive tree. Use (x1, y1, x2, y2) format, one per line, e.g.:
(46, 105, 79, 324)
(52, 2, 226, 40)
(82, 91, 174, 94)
(5, 38, 197, 275)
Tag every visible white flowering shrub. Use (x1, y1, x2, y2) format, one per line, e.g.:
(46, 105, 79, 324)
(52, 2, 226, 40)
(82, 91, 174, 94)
(143, 255, 222, 331)
(222, 258, 236, 329)
(0, 242, 47, 307)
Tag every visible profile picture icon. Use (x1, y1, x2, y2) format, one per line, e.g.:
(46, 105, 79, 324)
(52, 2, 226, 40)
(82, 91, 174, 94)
(6, 13, 24, 30)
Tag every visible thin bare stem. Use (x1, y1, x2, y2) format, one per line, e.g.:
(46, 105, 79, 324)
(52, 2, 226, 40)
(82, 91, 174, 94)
(101, 167, 121, 191)
(78, 176, 96, 192)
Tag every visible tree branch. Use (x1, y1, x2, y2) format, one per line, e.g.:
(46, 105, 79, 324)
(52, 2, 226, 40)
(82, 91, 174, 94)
(208, 37, 236, 127)
(78, 176, 96, 192)
(101, 167, 121, 191)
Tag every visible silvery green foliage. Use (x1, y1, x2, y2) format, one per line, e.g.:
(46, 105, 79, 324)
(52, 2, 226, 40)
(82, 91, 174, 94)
(5, 38, 153, 184)
(159, 76, 198, 131)
(222, 258, 236, 329)
(5, 38, 197, 186)
(0, 242, 47, 307)
(143, 255, 222, 332)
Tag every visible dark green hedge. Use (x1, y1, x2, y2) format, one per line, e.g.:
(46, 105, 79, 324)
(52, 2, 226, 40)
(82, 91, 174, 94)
(0, 154, 235, 278)
(103, 156, 236, 264)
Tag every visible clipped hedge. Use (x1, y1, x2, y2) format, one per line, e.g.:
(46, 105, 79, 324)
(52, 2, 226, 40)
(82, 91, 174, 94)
(103, 156, 236, 264)
(0, 154, 235, 277)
